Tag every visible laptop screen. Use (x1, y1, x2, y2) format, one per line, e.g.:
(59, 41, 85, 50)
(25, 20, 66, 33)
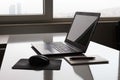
(66, 12, 100, 52)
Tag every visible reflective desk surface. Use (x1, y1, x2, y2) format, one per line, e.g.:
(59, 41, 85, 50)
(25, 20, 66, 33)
(0, 34, 119, 80)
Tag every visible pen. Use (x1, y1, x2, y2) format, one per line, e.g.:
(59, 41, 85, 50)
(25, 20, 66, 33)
(70, 56, 95, 60)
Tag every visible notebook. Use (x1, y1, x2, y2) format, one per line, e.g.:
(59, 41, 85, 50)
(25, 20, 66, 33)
(64, 55, 108, 65)
(31, 12, 100, 56)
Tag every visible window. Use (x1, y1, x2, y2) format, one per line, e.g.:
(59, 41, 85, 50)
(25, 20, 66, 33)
(0, 0, 120, 23)
(0, 0, 53, 23)
(53, 0, 120, 19)
(0, 0, 43, 15)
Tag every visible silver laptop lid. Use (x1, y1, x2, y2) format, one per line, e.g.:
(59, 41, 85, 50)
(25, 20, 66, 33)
(65, 12, 100, 53)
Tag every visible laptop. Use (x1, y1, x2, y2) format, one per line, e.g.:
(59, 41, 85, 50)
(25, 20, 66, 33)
(31, 12, 100, 56)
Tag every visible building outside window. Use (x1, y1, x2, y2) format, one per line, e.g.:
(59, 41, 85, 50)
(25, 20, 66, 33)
(0, 0, 43, 15)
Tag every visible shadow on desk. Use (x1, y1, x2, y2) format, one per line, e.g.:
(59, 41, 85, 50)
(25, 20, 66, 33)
(0, 52, 4, 68)
(73, 65, 93, 80)
(0, 44, 7, 69)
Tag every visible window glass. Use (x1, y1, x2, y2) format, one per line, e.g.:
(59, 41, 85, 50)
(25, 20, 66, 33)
(0, 0, 43, 15)
(54, 0, 120, 18)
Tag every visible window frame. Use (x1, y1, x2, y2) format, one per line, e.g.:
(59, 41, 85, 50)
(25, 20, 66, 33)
(0, 0, 53, 24)
(52, 17, 120, 22)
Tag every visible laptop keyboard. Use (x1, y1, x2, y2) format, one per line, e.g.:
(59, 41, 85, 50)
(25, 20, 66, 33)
(50, 42, 76, 53)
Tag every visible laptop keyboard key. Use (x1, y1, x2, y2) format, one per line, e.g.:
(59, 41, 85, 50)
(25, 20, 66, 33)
(50, 42, 76, 53)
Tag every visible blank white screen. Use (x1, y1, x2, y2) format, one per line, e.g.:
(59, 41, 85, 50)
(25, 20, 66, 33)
(67, 15, 97, 42)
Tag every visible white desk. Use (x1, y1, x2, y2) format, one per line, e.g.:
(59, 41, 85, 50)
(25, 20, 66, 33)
(0, 35, 119, 80)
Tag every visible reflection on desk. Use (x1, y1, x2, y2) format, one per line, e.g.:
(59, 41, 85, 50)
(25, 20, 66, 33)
(0, 41, 119, 80)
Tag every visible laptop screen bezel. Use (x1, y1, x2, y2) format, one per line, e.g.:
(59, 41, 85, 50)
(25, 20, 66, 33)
(65, 12, 100, 53)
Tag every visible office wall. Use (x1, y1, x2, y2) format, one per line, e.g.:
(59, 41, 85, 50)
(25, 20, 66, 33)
(0, 21, 119, 50)
(92, 22, 118, 50)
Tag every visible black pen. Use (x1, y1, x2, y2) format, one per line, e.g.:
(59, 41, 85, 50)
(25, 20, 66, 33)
(70, 56, 95, 60)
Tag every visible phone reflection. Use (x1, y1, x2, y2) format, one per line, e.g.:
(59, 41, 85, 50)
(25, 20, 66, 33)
(43, 66, 93, 80)
(73, 65, 93, 80)
(44, 70, 53, 80)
